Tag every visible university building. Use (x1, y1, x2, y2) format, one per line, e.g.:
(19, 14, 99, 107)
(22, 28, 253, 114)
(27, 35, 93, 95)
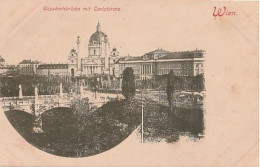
(114, 48, 205, 80)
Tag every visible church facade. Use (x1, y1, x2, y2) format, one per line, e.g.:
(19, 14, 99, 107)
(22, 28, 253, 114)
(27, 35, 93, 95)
(68, 22, 120, 77)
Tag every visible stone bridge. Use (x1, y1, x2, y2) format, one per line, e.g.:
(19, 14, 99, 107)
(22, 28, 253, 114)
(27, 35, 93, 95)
(0, 94, 71, 117)
(0, 83, 118, 133)
(0, 84, 85, 133)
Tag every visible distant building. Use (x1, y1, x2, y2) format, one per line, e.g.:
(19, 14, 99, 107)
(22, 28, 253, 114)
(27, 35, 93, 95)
(0, 65, 18, 76)
(0, 55, 18, 75)
(0, 66, 8, 75)
(114, 48, 205, 80)
(0, 55, 5, 66)
(19, 60, 40, 75)
(37, 64, 69, 77)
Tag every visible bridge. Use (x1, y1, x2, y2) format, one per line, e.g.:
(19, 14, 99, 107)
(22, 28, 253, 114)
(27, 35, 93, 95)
(0, 83, 112, 133)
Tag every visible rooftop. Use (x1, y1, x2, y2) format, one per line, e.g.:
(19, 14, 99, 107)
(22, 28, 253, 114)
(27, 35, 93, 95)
(19, 60, 40, 64)
(116, 48, 205, 63)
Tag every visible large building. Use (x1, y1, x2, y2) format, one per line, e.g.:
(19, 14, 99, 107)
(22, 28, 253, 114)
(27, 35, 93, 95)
(19, 60, 40, 75)
(68, 22, 120, 77)
(114, 48, 205, 80)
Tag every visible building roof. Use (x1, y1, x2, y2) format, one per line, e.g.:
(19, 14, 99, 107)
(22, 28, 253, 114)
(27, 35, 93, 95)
(160, 51, 204, 60)
(145, 48, 171, 55)
(115, 49, 205, 64)
(0, 55, 5, 62)
(37, 64, 68, 69)
(19, 60, 39, 64)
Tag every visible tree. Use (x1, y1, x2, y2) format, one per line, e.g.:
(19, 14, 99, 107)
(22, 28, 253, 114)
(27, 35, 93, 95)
(122, 67, 136, 100)
(193, 74, 205, 91)
(71, 98, 90, 115)
(167, 70, 176, 109)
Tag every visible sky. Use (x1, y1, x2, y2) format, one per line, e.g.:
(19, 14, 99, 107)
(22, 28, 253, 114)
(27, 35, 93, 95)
(0, 0, 258, 65)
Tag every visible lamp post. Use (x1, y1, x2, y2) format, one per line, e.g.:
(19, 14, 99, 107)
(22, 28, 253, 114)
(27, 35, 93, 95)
(141, 89, 144, 143)
(141, 65, 145, 143)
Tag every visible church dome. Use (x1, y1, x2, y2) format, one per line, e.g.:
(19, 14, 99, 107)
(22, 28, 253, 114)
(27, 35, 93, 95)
(89, 22, 108, 44)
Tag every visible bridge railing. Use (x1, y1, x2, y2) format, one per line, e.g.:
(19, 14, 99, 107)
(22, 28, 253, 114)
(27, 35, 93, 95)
(0, 96, 19, 101)
(39, 95, 58, 99)
(0, 96, 35, 101)
(0, 100, 35, 107)
(22, 96, 35, 99)
(0, 94, 70, 101)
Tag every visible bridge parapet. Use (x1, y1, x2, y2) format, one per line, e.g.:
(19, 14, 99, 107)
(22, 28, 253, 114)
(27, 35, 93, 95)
(39, 94, 59, 99)
(0, 85, 74, 133)
(0, 94, 70, 102)
(0, 96, 35, 101)
(0, 96, 19, 101)
(0, 99, 34, 106)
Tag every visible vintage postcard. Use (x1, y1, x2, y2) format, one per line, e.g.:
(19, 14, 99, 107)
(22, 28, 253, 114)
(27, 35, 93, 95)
(0, 0, 258, 166)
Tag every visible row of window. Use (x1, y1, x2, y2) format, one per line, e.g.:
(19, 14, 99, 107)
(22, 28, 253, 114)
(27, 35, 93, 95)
(157, 69, 193, 75)
(141, 65, 153, 75)
(157, 63, 192, 68)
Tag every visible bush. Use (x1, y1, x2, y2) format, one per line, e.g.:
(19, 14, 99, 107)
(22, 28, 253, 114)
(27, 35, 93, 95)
(122, 67, 136, 100)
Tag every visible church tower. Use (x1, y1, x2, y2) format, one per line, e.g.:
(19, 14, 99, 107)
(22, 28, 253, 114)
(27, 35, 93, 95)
(68, 48, 78, 77)
(68, 36, 81, 77)
(76, 36, 81, 72)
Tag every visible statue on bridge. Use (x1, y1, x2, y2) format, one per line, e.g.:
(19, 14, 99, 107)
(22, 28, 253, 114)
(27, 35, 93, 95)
(35, 86, 38, 100)
(19, 84, 23, 99)
(60, 83, 63, 97)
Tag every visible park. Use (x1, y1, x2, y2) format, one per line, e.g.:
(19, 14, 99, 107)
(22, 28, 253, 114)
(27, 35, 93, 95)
(0, 67, 205, 157)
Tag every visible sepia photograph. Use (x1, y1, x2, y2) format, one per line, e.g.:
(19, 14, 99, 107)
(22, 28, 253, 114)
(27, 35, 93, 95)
(0, 0, 258, 166)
